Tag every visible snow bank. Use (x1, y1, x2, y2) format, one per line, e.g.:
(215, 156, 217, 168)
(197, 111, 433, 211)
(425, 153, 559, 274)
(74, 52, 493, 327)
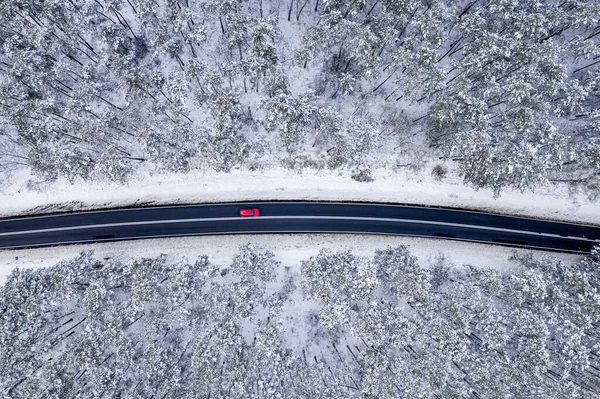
(1, 233, 582, 286)
(1, 164, 598, 224)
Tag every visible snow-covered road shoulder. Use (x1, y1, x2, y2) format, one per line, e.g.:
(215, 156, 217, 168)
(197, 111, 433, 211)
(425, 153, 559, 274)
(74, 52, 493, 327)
(0, 233, 582, 286)
(1, 166, 599, 225)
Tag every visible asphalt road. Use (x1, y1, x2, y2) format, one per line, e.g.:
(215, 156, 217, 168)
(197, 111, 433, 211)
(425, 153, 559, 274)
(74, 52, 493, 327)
(0, 202, 599, 252)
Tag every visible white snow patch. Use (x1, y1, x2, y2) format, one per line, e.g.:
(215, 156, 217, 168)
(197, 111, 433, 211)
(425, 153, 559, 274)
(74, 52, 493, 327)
(1, 165, 598, 224)
(0, 234, 582, 286)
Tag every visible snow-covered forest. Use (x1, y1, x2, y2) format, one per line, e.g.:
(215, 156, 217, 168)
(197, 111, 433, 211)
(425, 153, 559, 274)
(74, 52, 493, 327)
(2, 245, 600, 398)
(3, 1, 600, 397)
(1, 0, 600, 194)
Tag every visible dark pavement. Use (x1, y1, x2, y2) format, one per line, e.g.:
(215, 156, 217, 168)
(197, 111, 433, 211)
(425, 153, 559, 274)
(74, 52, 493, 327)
(1, 202, 599, 252)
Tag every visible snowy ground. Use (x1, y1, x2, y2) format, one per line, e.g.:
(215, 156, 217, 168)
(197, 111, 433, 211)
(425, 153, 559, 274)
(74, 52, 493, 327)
(0, 233, 582, 286)
(1, 161, 595, 286)
(1, 162, 599, 224)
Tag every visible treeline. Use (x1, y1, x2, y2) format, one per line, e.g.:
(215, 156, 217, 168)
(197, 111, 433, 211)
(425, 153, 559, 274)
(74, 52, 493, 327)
(0, 0, 599, 193)
(301, 0, 600, 193)
(1, 244, 600, 398)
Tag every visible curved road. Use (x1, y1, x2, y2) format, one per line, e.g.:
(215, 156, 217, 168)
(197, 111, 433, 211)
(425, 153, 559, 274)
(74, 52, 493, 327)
(0, 202, 599, 252)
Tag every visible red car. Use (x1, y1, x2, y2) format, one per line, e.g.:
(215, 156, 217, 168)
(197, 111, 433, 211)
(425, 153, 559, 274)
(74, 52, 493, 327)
(239, 208, 260, 217)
